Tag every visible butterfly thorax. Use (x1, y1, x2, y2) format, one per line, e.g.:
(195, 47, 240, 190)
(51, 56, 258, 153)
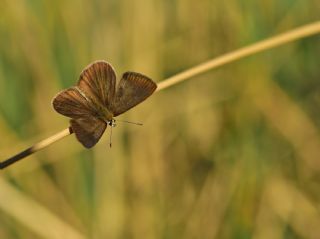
(94, 101, 114, 123)
(74, 86, 114, 123)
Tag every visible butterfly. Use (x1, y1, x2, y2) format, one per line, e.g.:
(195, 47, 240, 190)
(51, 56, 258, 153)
(52, 60, 157, 148)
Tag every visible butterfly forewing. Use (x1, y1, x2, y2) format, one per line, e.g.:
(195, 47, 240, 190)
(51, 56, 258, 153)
(78, 61, 116, 109)
(70, 118, 107, 148)
(111, 72, 157, 116)
(52, 87, 97, 119)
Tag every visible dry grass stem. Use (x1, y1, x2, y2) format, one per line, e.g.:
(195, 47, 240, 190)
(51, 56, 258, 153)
(156, 21, 320, 91)
(1, 21, 320, 168)
(0, 128, 72, 169)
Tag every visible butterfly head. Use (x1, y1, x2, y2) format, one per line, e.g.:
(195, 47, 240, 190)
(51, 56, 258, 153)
(107, 118, 116, 127)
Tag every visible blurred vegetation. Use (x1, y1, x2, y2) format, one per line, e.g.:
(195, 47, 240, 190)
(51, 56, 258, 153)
(0, 0, 320, 238)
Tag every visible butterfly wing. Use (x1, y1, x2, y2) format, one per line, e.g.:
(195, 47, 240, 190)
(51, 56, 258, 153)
(111, 72, 157, 116)
(52, 87, 106, 148)
(52, 87, 97, 118)
(70, 117, 107, 148)
(77, 61, 116, 110)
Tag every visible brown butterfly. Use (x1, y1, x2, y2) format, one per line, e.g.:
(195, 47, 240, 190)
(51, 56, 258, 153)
(52, 60, 157, 148)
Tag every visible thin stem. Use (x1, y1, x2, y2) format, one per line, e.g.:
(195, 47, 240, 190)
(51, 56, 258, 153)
(0, 127, 73, 169)
(1, 21, 320, 169)
(156, 21, 320, 92)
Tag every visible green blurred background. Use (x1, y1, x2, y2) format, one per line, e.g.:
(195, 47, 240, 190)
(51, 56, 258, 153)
(1, 0, 320, 238)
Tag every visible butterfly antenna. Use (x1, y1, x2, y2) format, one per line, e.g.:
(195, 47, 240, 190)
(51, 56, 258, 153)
(116, 119, 143, 126)
(109, 125, 113, 148)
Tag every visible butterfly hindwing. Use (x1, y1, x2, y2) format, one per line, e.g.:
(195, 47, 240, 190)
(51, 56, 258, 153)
(111, 72, 157, 116)
(78, 61, 116, 109)
(53, 87, 106, 148)
(70, 117, 107, 148)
